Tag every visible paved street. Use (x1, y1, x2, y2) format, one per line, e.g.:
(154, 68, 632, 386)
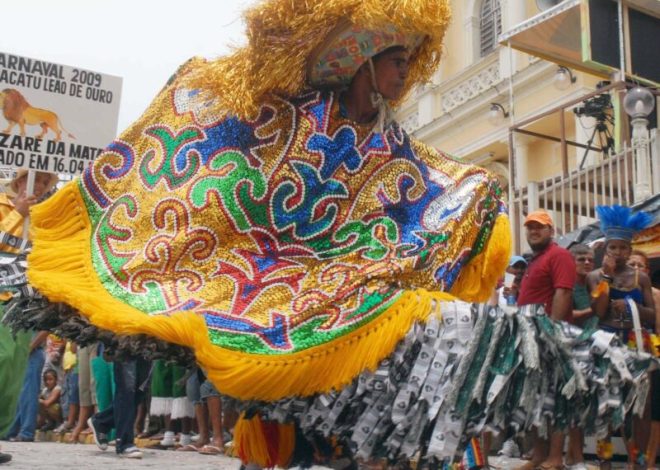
(1, 440, 246, 469)
(0, 441, 634, 469)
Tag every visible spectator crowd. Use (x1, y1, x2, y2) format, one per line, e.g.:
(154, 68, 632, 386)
(486, 210, 659, 470)
(3, 334, 238, 460)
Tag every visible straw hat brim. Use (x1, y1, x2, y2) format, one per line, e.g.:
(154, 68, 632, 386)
(307, 22, 424, 88)
(5, 169, 59, 197)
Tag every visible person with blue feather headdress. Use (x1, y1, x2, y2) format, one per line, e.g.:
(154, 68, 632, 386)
(586, 204, 656, 469)
(587, 204, 656, 336)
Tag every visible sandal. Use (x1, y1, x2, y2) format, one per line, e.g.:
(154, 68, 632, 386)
(176, 444, 200, 452)
(53, 423, 73, 433)
(198, 444, 224, 455)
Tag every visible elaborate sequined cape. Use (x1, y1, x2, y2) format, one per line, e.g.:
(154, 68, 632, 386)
(26, 61, 510, 400)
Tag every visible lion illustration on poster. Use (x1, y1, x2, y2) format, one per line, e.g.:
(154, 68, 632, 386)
(0, 88, 75, 141)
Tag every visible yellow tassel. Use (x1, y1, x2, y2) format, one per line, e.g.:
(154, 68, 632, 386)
(234, 415, 295, 468)
(276, 422, 295, 468)
(234, 414, 272, 466)
(28, 182, 457, 401)
(450, 213, 511, 302)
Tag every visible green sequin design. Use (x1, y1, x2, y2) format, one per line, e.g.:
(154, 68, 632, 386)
(208, 288, 402, 354)
(139, 127, 203, 189)
(81, 186, 168, 313)
(190, 150, 268, 232)
(313, 218, 399, 260)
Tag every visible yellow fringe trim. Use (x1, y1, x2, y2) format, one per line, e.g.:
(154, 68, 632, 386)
(28, 182, 507, 401)
(450, 214, 512, 302)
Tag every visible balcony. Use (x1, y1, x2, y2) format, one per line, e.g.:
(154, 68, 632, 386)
(508, 81, 659, 251)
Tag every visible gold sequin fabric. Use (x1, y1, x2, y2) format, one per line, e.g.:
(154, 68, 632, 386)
(69, 72, 504, 356)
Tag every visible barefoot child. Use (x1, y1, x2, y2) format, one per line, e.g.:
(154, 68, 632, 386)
(38, 369, 62, 432)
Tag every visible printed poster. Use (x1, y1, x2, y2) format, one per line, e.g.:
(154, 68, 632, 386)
(0, 52, 122, 176)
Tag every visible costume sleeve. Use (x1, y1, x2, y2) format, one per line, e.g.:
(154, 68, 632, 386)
(408, 139, 511, 302)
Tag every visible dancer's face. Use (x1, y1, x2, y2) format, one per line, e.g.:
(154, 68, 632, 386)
(371, 48, 410, 101)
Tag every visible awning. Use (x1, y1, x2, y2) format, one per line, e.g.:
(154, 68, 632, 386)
(499, 0, 660, 86)
(500, 0, 586, 72)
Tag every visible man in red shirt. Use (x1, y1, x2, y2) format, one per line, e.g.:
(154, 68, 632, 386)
(515, 210, 576, 470)
(517, 211, 576, 320)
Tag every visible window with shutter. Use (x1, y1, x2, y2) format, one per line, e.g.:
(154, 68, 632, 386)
(480, 0, 502, 57)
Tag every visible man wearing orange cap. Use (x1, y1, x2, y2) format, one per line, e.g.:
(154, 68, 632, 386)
(515, 210, 576, 470)
(517, 210, 575, 320)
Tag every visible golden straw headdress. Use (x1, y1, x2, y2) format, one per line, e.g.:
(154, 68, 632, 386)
(187, 0, 452, 118)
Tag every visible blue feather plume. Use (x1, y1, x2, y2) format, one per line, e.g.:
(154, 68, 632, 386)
(596, 205, 654, 241)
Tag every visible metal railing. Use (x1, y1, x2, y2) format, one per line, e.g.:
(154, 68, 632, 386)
(510, 129, 658, 252)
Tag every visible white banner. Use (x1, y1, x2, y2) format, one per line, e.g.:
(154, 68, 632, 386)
(0, 52, 122, 176)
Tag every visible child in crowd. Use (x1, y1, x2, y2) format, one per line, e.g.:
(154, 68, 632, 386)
(43, 335, 65, 387)
(37, 369, 62, 432)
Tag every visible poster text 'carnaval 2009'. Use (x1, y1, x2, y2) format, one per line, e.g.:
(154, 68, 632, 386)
(0, 54, 114, 104)
(0, 52, 122, 175)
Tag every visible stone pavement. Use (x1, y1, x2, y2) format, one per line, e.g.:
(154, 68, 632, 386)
(0, 441, 633, 469)
(1, 440, 234, 469)
(0, 440, 268, 469)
